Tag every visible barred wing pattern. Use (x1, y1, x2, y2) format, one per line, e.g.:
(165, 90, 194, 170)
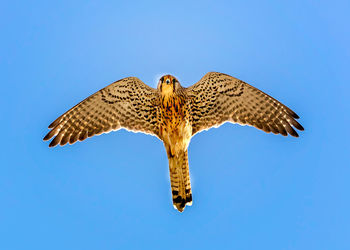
(187, 72, 304, 136)
(44, 77, 160, 147)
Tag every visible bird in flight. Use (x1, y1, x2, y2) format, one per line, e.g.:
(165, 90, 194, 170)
(44, 72, 304, 212)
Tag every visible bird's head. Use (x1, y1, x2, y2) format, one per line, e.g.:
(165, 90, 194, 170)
(157, 75, 180, 95)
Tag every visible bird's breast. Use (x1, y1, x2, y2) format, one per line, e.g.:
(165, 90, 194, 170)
(159, 94, 192, 155)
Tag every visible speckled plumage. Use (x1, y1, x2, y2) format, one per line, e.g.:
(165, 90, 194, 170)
(44, 72, 304, 212)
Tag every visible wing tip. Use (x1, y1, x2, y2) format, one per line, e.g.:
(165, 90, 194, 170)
(290, 132, 299, 137)
(48, 119, 61, 129)
(292, 113, 300, 119)
(48, 140, 58, 147)
(297, 124, 304, 131)
(43, 133, 51, 141)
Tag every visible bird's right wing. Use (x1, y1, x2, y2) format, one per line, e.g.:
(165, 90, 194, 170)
(44, 77, 160, 147)
(186, 72, 304, 136)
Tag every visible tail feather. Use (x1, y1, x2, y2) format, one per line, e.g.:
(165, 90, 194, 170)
(168, 150, 192, 212)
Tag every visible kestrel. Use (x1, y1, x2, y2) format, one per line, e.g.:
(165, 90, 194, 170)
(44, 72, 304, 212)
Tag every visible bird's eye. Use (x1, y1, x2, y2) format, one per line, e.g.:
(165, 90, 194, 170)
(166, 79, 170, 84)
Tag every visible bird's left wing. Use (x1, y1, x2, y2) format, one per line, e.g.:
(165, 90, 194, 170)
(44, 77, 160, 147)
(186, 72, 304, 137)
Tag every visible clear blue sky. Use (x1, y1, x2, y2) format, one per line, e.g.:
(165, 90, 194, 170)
(1, 1, 349, 249)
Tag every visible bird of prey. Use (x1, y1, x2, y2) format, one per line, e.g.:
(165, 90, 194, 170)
(44, 72, 304, 212)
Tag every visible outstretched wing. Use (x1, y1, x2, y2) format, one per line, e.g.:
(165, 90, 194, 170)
(186, 72, 304, 136)
(44, 77, 160, 147)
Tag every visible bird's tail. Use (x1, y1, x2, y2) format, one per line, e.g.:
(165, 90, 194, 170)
(168, 150, 192, 212)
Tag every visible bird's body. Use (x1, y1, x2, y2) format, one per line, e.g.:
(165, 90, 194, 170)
(158, 75, 193, 211)
(44, 72, 304, 212)
(159, 78, 191, 156)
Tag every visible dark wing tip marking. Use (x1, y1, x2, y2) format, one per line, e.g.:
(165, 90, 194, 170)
(48, 117, 62, 129)
(294, 120, 304, 131)
(43, 133, 52, 141)
(288, 110, 299, 119)
(286, 112, 304, 137)
(48, 134, 61, 147)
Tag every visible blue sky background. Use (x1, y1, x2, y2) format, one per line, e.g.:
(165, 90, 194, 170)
(1, 1, 349, 249)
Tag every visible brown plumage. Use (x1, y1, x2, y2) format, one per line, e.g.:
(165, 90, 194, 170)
(44, 72, 304, 212)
